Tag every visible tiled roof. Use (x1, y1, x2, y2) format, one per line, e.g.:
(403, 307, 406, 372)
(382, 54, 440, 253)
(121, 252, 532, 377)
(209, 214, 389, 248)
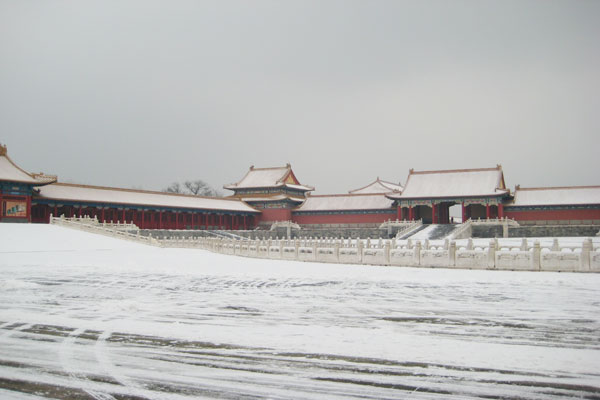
(294, 193, 394, 212)
(224, 164, 314, 191)
(390, 166, 508, 199)
(509, 186, 600, 207)
(349, 178, 403, 194)
(0, 145, 57, 186)
(36, 183, 259, 213)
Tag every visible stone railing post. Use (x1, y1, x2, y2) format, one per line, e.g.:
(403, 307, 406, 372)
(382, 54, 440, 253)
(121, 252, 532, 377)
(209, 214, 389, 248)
(414, 241, 421, 266)
(521, 238, 528, 251)
(384, 241, 390, 265)
(487, 238, 496, 268)
(581, 238, 592, 271)
(532, 241, 541, 271)
(449, 240, 456, 267)
(357, 239, 364, 263)
(335, 241, 340, 263)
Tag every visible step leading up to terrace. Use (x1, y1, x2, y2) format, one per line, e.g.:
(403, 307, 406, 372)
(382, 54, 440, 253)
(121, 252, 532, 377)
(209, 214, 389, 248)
(403, 224, 461, 240)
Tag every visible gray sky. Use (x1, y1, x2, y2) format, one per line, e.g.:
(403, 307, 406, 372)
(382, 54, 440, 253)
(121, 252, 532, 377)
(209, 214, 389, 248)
(1, 0, 599, 195)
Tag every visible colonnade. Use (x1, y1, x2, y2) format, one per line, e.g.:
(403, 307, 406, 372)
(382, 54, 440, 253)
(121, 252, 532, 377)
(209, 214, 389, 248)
(31, 204, 255, 230)
(397, 202, 505, 224)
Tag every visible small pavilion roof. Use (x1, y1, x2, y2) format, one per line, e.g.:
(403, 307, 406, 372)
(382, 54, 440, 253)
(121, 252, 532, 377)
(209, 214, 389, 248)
(389, 165, 508, 200)
(36, 183, 260, 213)
(294, 193, 395, 212)
(0, 144, 57, 186)
(510, 185, 600, 207)
(224, 164, 314, 192)
(349, 178, 403, 194)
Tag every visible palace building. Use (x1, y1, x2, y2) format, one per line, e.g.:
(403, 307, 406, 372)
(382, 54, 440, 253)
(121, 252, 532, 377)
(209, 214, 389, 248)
(1, 144, 599, 229)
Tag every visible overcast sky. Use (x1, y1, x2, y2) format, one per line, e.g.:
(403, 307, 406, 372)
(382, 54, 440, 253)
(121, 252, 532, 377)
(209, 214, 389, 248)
(1, 0, 599, 195)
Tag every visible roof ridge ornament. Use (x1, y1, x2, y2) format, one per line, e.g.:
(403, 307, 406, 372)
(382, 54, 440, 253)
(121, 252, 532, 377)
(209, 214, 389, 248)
(0, 144, 7, 156)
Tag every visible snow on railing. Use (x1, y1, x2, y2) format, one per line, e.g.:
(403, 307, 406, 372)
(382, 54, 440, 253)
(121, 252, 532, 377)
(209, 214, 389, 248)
(51, 215, 599, 272)
(470, 217, 520, 226)
(394, 219, 423, 239)
(49, 215, 160, 246)
(160, 235, 599, 273)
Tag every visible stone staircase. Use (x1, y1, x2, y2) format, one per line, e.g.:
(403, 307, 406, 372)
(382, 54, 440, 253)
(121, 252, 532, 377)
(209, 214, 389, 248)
(401, 224, 460, 240)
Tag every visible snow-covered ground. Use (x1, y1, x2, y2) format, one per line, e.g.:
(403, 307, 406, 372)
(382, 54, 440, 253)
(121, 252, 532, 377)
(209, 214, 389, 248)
(1, 224, 599, 399)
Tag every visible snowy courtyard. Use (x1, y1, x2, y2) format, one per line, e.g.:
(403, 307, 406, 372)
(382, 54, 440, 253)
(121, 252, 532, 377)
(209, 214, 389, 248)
(1, 224, 599, 399)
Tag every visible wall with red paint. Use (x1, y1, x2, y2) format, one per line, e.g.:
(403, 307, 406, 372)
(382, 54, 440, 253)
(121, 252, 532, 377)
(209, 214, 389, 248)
(257, 208, 292, 224)
(292, 212, 396, 225)
(505, 208, 600, 221)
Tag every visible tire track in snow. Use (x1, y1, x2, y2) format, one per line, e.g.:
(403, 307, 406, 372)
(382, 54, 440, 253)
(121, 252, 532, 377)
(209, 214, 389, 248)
(95, 330, 154, 400)
(60, 327, 117, 400)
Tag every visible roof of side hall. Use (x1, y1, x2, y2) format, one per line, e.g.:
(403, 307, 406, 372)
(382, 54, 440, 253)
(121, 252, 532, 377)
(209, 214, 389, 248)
(295, 193, 395, 212)
(224, 164, 314, 191)
(0, 145, 57, 186)
(36, 183, 259, 213)
(389, 166, 508, 200)
(510, 186, 600, 207)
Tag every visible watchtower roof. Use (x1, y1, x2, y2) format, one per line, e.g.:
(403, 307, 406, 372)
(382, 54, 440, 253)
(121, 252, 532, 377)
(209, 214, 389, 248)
(224, 164, 314, 191)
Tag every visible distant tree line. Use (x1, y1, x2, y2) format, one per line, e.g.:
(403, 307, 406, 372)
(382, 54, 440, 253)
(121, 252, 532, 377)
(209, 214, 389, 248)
(163, 180, 222, 197)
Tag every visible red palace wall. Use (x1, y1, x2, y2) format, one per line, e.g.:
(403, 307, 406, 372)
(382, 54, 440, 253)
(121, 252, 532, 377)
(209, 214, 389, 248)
(505, 208, 600, 221)
(257, 208, 292, 224)
(292, 212, 397, 225)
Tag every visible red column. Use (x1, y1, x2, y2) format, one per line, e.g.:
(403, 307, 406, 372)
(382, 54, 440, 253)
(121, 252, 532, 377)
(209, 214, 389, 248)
(486, 204, 491, 219)
(243, 215, 247, 230)
(396, 206, 401, 221)
(0, 192, 3, 222)
(159, 211, 162, 229)
(432, 204, 437, 224)
(408, 206, 413, 221)
(206, 214, 210, 230)
(498, 203, 504, 219)
(219, 214, 222, 229)
(53, 205, 57, 218)
(27, 196, 32, 222)
(462, 203, 466, 223)
(122, 209, 126, 223)
(140, 210, 144, 229)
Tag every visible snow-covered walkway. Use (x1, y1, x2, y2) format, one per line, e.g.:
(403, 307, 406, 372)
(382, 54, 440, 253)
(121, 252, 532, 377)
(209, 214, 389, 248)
(1, 224, 599, 399)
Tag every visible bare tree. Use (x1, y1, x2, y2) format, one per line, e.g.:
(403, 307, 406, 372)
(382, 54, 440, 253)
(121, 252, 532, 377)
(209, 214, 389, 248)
(184, 180, 221, 196)
(164, 182, 183, 194)
(163, 180, 222, 197)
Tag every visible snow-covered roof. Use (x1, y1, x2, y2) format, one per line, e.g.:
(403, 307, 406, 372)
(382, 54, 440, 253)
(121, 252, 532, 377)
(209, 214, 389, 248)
(510, 186, 600, 207)
(0, 145, 57, 186)
(238, 194, 305, 203)
(36, 183, 259, 213)
(349, 178, 403, 194)
(391, 166, 508, 200)
(224, 164, 314, 191)
(294, 193, 394, 212)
